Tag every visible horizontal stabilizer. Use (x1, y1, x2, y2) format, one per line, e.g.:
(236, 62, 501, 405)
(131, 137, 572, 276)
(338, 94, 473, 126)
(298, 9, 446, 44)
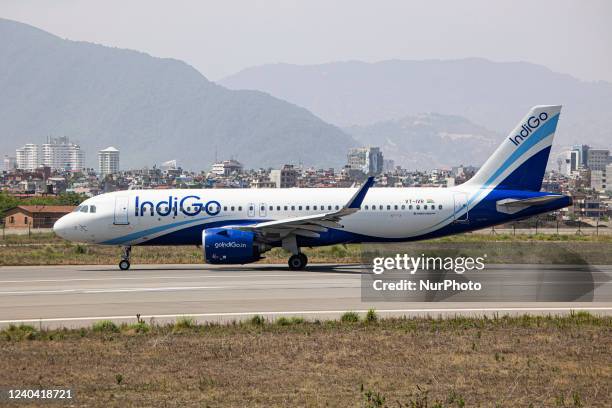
(496, 195, 565, 214)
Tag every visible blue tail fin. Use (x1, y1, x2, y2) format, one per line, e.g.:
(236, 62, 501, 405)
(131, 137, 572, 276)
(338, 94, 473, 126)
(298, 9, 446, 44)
(466, 105, 561, 191)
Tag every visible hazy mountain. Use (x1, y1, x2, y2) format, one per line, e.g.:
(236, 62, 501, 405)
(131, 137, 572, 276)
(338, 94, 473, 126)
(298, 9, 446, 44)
(345, 113, 499, 170)
(220, 60, 612, 148)
(0, 18, 357, 169)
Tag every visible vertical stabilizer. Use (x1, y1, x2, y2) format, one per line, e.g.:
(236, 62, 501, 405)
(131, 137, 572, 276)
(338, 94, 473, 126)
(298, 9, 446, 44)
(466, 105, 561, 191)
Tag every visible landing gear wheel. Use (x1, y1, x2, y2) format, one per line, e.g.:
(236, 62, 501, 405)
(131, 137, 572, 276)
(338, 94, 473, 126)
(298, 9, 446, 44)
(288, 253, 308, 270)
(119, 245, 132, 270)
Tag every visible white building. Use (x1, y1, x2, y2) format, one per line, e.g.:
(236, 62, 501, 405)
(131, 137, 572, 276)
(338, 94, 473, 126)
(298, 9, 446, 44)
(16, 144, 41, 171)
(160, 160, 178, 172)
(98, 146, 120, 177)
(561, 149, 581, 176)
(41, 136, 84, 172)
(211, 159, 243, 176)
(3, 155, 17, 172)
(347, 147, 384, 175)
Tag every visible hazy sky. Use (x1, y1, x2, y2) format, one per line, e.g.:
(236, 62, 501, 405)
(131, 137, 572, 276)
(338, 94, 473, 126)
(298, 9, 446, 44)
(2, 0, 611, 82)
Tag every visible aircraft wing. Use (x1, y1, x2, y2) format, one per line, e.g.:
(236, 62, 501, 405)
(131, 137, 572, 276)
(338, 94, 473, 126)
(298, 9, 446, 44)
(230, 176, 375, 241)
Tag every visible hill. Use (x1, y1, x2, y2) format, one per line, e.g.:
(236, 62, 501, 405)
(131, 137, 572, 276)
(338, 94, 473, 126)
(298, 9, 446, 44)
(345, 113, 499, 169)
(0, 19, 356, 169)
(221, 59, 612, 148)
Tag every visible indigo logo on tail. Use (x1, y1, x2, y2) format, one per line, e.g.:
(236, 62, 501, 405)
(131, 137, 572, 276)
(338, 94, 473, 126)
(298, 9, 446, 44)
(509, 112, 548, 146)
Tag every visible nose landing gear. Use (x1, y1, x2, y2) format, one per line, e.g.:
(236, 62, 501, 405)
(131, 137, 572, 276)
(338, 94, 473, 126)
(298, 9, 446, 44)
(119, 246, 131, 270)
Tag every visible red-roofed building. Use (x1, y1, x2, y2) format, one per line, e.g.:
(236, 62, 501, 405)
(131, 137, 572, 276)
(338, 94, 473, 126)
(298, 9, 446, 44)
(3, 205, 75, 229)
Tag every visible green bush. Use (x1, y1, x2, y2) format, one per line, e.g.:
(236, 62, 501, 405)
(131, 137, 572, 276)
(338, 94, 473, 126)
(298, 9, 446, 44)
(92, 320, 119, 333)
(341, 311, 360, 323)
(173, 317, 196, 330)
(125, 322, 150, 333)
(366, 309, 378, 323)
(276, 317, 290, 326)
(250, 315, 265, 326)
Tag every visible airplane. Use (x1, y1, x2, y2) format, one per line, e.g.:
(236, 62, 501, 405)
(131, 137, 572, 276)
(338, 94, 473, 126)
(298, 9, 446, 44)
(53, 105, 572, 271)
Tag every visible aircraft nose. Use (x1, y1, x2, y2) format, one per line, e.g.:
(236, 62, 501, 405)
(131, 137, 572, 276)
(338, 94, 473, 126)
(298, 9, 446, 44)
(53, 215, 72, 240)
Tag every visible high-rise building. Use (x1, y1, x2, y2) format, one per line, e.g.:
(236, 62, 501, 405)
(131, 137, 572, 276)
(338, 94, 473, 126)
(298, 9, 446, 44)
(270, 164, 298, 188)
(3, 155, 17, 172)
(587, 149, 609, 171)
(41, 136, 84, 172)
(16, 144, 41, 171)
(571, 144, 590, 169)
(347, 147, 384, 176)
(98, 146, 120, 177)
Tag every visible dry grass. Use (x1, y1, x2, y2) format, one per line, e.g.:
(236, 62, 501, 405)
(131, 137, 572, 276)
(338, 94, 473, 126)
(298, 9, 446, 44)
(2, 240, 611, 266)
(1, 313, 610, 407)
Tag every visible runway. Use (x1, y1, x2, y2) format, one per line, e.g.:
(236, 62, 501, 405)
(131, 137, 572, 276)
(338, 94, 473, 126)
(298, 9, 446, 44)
(1, 263, 611, 328)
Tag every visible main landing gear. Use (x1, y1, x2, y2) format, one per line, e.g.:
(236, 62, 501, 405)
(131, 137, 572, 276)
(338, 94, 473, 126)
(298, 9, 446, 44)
(119, 245, 131, 270)
(288, 253, 308, 270)
(283, 236, 308, 270)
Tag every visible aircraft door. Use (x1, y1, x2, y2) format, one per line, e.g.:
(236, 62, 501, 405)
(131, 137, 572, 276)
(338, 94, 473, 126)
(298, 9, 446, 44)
(453, 193, 469, 223)
(259, 203, 267, 217)
(248, 203, 256, 217)
(114, 196, 130, 225)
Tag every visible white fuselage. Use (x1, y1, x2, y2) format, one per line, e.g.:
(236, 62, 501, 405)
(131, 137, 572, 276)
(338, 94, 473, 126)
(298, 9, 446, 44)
(53, 186, 474, 246)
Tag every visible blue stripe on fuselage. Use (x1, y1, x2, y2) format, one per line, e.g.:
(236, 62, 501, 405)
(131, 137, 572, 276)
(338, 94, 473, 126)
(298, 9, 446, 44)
(130, 190, 570, 247)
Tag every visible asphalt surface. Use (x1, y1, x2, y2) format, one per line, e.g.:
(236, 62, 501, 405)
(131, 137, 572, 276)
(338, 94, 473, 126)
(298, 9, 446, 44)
(1, 263, 611, 328)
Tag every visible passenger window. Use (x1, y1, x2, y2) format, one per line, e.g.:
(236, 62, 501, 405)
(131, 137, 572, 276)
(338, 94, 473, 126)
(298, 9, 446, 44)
(238, 206, 243, 211)
(372, 206, 376, 211)
(387, 205, 391, 210)
(394, 205, 398, 210)
(80, 206, 89, 213)
(365, 205, 369, 210)
(416, 205, 420, 210)
(260, 205, 265, 211)
(269, 206, 273, 211)
(401, 205, 405, 210)
(313, 205, 317, 211)
(223, 206, 228, 211)
(438, 205, 443, 210)
(424, 205, 428, 210)
(328, 205, 332, 211)
(298, 206, 302, 210)
(335, 205, 340, 210)
(284, 206, 288, 211)
(231, 206, 235, 211)
(277, 206, 281, 211)
(291, 206, 295, 211)
(90, 205, 96, 213)
(379, 205, 383, 210)
(409, 205, 413, 210)
(249, 205, 254, 211)
(306, 205, 310, 211)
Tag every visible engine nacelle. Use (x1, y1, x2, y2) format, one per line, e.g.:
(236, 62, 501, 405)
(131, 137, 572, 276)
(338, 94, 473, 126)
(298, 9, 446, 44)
(202, 228, 261, 264)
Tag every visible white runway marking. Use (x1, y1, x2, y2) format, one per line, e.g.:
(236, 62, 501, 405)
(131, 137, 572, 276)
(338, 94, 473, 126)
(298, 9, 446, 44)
(0, 274, 310, 284)
(0, 286, 227, 295)
(1, 306, 611, 324)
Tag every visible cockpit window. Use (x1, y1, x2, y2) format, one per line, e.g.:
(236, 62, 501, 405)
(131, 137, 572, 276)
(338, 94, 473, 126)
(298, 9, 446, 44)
(80, 205, 89, 213)
(89, 205, 96, 213)
(73, 206, 82, 212)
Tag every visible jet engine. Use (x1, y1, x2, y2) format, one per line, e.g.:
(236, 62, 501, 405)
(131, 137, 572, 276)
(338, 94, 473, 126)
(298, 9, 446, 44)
(202, 228, 262, 264)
